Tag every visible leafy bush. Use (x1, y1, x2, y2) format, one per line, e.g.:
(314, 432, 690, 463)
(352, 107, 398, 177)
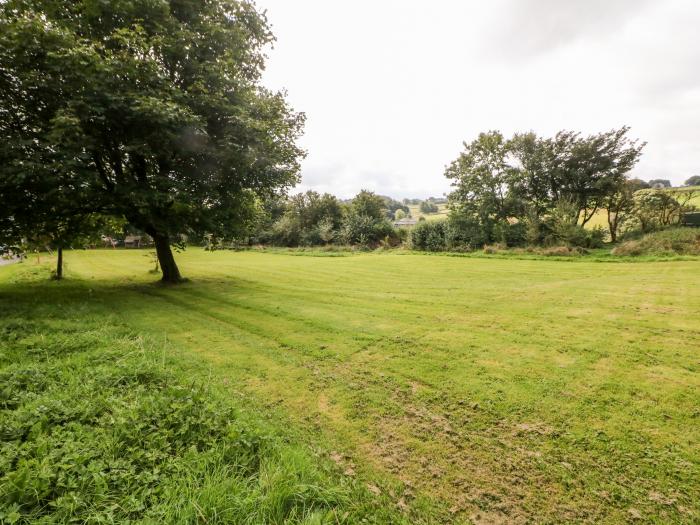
(411, 216, 516, 252)
(632, 189, 695, 231)
(544, 223, 605, 248)
(539, 200, 605, 248)
(340, 214, 395, 247)
(492, 221, 527, 247)
(523, 210, 543, 245)
(269, 214, 302, 246)
(612, 228, 700, 256)
(394, 226, 409, 244)
(263, 191, 344, 247)
(410, 220, 446, 251)
(444, 215, 487, 249)
(317, 217, 336, 244)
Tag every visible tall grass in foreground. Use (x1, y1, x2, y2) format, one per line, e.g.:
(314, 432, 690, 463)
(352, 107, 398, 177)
(0, 270, 418, 524)
(0, 324, 338, 523)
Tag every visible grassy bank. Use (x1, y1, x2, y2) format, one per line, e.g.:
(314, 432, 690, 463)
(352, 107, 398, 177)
(2, 250, 699, 523)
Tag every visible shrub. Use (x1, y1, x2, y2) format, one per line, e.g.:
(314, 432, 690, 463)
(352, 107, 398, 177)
(541, 199, 592, 247)
(543, 207, 605, 248)
(612, 228, 700, 256)
(395, 227, 409, 244)
(524, 210, 543, 245)
(588, 226, 607, 248)
(317, 218, 336, 245)
(493, 221, 527, 247)
(444, 215, 488, 250)
(269, 215, 302, 246)
(632, 189, 692, 231)
(410, 220, 447, 251)
(341, 214, 395, 247)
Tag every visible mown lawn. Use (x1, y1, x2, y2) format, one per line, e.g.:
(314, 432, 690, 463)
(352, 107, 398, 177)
(2, 249, 699, 524)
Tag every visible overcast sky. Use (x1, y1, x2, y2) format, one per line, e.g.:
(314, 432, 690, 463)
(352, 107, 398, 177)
(259, 0, 700, 199)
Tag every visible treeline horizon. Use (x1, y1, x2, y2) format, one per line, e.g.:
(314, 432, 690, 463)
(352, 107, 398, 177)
(322, 174, 697, 208)
(199, 127, 699, 251)
(10, 128, 698, 253)
(2, 1, 699, 282)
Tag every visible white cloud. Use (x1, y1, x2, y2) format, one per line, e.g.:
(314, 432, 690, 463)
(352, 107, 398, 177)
(486, 0, 654, 59)
(259, 0, 700, 198)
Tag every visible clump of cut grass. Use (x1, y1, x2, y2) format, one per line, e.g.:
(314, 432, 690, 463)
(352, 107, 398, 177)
(612, 227, 700, 256)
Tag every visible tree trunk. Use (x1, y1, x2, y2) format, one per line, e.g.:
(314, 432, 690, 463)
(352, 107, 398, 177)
(607, 210, 617, 243)
(55, 246, 63, 280)
(153, 234, 182, 283)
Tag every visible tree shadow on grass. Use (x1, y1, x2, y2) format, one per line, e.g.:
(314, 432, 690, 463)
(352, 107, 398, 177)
(0, 267, 260, 326)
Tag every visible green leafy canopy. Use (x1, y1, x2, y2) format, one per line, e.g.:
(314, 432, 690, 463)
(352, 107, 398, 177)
(0, 0, 305, 278)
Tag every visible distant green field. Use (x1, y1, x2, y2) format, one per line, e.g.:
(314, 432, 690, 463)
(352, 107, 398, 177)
(2, 250, 699, 523)
(407, 203, 449, 221)
(674, 185, 700, 207)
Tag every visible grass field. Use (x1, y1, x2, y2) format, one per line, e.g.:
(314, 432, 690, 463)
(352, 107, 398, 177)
(674, 186, 700, 208)
(2, 249, 699, 523)
(408, 203, 449, 221)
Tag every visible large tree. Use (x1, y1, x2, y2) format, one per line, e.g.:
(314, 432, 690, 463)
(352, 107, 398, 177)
(561, 128, 645, 225)
(445, 131, 519, 225)
(446, 128, 645, 246)
(348, 190, 388, 221)
(511, 128, 645, 226)
(0, 0, 304, 282)
(341, 190, 393, 246)
(269, 191, 343, 246)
